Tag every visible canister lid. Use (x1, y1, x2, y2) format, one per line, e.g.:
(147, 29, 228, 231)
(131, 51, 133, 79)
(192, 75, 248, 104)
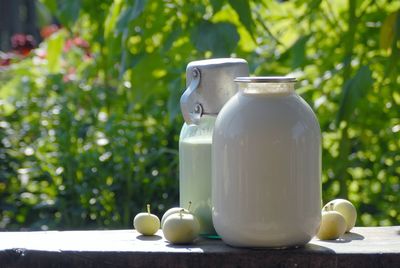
(181, 58, 249, 125)
(235, 76, 297, 83)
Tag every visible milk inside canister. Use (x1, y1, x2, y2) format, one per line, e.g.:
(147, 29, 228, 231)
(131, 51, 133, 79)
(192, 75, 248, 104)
(179, 58, 249, 236)
(179, 117, 215, 235)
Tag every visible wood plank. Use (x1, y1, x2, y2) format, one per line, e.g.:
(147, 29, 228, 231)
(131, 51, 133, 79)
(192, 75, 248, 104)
(0, 226, 398, 268)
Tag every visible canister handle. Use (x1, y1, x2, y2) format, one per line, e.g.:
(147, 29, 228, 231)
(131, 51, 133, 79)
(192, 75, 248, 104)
(180, 68, 203, 125)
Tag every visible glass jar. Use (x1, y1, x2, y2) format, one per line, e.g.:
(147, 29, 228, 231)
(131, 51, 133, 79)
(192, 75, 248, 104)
(212, 77, 321, 248)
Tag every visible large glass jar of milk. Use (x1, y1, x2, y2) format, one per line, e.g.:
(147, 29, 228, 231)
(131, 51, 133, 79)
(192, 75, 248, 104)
(179, 59, 249, 236)
(212, 77, 321, 247)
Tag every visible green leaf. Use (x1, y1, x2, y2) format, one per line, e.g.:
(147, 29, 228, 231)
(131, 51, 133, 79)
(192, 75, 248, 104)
(294, 0, 322, 8)
(0, 76, 20, 116)
(47, 32, 65, 73)
(336, 66, 374, 124)
(211, 0, 225, 13)
(116, 0, 146, 34)
(309, 0, 322, 10)
(383, 10, 400, 78)
(162, 22, 182, 52)
(35, 1, 53, 28)
(228, 0, 254, 37)
(104, 0, 124, 38)
(191, 21, 239, 57)
(40, 0, 57, 13)
(167, 77, 183, 122)
(119, 50, 144, 79)
(116, 8, 133, 34)
(57, 0, 81, 28)
(393, 91, 400, 105)
(380, 12, 397, 50)
(290, 35, 310, 69)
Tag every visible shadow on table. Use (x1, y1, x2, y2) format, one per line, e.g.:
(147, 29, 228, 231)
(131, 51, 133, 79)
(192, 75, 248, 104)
(165, 238, 336, 254)
(136, 235, 163, 241)
(345, 232, 365, 240)
(315, 232, 365, 244)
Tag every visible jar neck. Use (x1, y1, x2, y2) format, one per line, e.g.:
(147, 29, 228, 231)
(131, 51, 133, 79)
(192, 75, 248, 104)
(239, 82, 295, 95)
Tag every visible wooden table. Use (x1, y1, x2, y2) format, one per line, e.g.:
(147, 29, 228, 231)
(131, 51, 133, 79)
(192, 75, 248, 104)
(0, 227, 399, 267)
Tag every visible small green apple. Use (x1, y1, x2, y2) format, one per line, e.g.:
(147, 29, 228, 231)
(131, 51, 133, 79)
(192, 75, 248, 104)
(161, 207, 190, 229)
(162, 209, 200, 244)
(317, 211, 347, 240)
(133, 204, 160, 236)
(323, 199, 357, 232)
(161, 201, 192, 229)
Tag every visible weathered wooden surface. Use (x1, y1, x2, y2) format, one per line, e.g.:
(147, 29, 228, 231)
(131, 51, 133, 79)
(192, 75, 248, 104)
(0, 226, 399, 268)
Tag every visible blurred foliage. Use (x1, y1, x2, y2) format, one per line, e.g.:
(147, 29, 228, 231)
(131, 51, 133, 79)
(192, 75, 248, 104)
(0, 0, 399, 230)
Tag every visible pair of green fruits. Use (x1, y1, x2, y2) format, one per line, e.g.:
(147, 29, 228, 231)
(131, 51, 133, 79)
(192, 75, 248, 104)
(133, 203, 200, 244)
(317, 199, 357, 240)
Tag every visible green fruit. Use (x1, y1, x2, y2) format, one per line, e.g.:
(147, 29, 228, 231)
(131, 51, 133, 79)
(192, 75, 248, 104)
(317, 211, 347, 240)
(161, 207, 190, 229)
(162, 209, 200, 244)
(323, 199, 357, 232)
(133, 204, 160, 236)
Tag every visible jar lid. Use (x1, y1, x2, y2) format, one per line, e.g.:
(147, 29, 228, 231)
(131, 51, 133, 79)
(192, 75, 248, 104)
(234, 76, 297, 83)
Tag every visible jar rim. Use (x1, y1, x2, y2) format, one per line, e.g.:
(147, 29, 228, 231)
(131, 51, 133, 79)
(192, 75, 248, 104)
(234, 76, 297, 83)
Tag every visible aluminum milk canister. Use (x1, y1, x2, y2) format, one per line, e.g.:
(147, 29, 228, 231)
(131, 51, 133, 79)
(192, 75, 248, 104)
(179, 58, 249, 236)
(212, 77, 322, 247)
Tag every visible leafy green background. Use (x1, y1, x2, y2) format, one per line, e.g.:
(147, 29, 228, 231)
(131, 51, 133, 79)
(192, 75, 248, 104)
(0, 0, 399, 230)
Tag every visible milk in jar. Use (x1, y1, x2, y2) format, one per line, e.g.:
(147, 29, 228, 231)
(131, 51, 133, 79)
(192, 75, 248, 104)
(212, 77, 322, 248)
